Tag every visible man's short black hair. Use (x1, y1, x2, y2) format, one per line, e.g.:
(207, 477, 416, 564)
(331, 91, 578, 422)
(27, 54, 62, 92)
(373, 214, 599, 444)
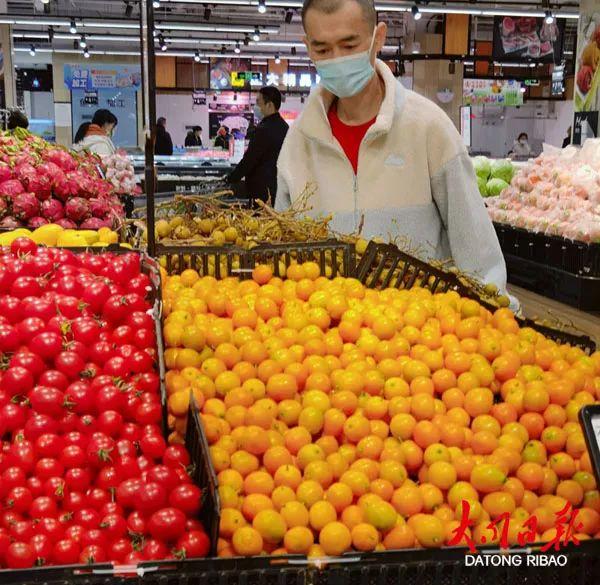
(302, 0, 376, 28)
(259, 86, 282, 111)
(157, 117, 166, 126)
(193, 126, 201, 132)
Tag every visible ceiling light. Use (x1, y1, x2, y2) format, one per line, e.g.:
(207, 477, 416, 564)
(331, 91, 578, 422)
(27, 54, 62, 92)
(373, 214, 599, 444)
(258, 0, 266, 14)
(411, 4, 422, 20)
(40, 0, 50, 4)
(194, 49, 201, 61)
(275, 54, 281, 64)
(79, 35, 87, 49)
(243, 36, 249, 45)
(234, 42, 241, 54)
(545, 10, 554, 24)
(124, 1, 133, 17)
(204, 6, 211, 20)
(285, 10, 293, 23)
(161, 43, 168, 51)
(252, 28, 260, 42)
(83, 48, 90, 58)
(29, 44, 36, 56)
(48, 27, 54, 42)
(69, 19, 77, 34)
(153, 0, 161, 8)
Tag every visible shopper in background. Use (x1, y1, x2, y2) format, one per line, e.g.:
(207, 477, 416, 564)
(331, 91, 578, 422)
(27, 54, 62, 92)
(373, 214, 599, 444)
(511, 132, 532, 158)
(7, 108, 29, 130)
(276, 0, 507, 291)
(185, 126, 203, 147)
(562, 126, 572, 148)
(73, 109, 118, 156)
(214, 126, 230, 149)
(227, 86, 289, 205)
(155, 117, 173, 156)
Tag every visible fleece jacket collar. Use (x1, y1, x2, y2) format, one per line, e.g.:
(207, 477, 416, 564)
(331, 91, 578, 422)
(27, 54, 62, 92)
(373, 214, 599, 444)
(296, 59, 406, 145)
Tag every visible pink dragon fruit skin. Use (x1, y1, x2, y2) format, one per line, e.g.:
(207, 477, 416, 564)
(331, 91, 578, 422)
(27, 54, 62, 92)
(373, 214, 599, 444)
(27, 174, 53, 201)
(89, 197, 111, 219)
(56, 218, 77, 229)
(0, 197, 8, 219)
(0, 216, 23, 228)
(45, 149, 77, 172)
(28, 216, 49, 229)
(0, 179, 25, 198)
(65, 197, 91, 223)
(12, 192, 40, 221)
(80, 217, 110, 230)
(0, 164, 11, 183)
(40, 198, 65, 222)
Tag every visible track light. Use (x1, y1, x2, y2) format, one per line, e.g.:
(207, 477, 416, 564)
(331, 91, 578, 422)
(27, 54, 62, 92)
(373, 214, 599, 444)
(124, 1, 133, 17)
(449, 60, 455, 74)
(545, 10, 554, 24)
(204, 5, 211, 20)
(275, 54, 281, 64)
(79, 35, 87, 49)
(83, 48, 90, 58)
(153, 0, 160, 8)
(234, 93, 238, 101)
(300, 96, 305, 104)
(221, 44, 226, 54)
(161, 43, 167, 51)
(234, 42, 241, 54)
(411, 4, 421, 20)
(69, 19, 77, 34)
(40, 0, 50, 4)
(48, 27, 54, 43)
(291, 46, 296, 56)
(398, 61, 406, 76)
(285, 10, 293, 24)
(252, 28, 260, 42)
(258, 0, 266, 14)
(194, 50, 200, 62)
(29, 44, 36, 56)
(243, 36, 249, 45)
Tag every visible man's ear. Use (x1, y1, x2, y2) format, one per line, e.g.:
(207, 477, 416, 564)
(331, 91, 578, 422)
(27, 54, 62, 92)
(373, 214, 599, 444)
(375, 21, 387, 54)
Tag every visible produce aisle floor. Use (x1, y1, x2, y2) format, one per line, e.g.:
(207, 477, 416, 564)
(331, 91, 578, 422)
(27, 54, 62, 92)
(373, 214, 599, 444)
(508, 285, 600, 345)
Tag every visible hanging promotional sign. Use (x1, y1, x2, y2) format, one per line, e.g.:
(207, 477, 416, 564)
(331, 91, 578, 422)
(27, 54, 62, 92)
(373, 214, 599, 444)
(574, 4, 600, 113)
(463, 79, 523, 106)
(64, 64, 141, 91)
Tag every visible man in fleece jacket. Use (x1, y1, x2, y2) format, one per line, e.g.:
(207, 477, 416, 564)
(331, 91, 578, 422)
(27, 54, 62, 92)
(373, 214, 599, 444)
(275, 0, 507, 291)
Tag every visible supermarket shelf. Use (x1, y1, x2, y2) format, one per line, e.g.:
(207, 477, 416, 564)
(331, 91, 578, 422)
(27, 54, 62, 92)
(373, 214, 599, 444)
(508, 284, 600, 345)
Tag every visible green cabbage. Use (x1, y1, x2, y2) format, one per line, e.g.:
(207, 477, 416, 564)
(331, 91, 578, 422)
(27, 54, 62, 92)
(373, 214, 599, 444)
(486, 177, 509, 197)
(477, 175, 488, 197)
(490, 159, 514, 184)
(473, 156, 492, 180)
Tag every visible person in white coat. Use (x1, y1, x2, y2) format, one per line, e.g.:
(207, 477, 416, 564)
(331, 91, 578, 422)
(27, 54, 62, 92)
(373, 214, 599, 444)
(73, 109, 118, 157)
(276, 0, 507, 292)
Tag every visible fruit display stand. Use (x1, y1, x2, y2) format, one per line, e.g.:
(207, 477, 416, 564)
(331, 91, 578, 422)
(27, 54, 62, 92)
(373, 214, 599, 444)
(494, 223, 600, 312)
(0, 245, 217, 578)
(152, 241, 600, 584)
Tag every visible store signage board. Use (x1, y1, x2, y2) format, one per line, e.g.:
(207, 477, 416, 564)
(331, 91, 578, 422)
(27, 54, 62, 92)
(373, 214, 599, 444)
(83, 90, 98, 106)
(524, 79, 540, 86)
(192, 91, 206, 106)
(64, 64, 141, 91)
(579, 405, 600, 487)
(463, 78, 523, 106)
(265, 72, 320, 89)
(552, 65, 565, 96)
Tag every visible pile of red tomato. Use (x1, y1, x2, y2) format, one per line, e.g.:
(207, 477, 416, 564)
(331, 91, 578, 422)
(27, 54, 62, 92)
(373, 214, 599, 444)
(0, 238, 210, 569)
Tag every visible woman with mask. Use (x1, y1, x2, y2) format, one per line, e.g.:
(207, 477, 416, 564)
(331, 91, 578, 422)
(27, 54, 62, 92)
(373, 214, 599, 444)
(73, 109, 118, 156)
(276, 0, 507, 295)
(511, 132, 532, 158)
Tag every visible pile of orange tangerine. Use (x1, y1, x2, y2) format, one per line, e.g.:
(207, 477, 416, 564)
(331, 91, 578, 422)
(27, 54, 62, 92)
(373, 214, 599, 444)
(161, 261, 600, 557)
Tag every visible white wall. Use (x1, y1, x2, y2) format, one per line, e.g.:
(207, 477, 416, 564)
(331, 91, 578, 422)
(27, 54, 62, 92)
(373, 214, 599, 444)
(156, 94, 210, 148)
(471, 100, 573, 157)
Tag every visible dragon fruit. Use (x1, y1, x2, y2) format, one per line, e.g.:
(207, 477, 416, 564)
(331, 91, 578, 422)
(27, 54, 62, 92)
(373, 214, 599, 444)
(65, 197, 91, 223)
(45, 148, 77, 172)
(80, 217, 112, 230)
(0, 179, 25, 198)
(26, 173, 53, 201)
(0, 216, 22, 228)
(0, 197, 8, 219)
(12, 192, 40, 221)
(40, 198, 65, 222)
(56, 218, 77, 229)
(28, 216, 49, 229)
(89, 197, 111, 219)
(0, 163, 11, 183)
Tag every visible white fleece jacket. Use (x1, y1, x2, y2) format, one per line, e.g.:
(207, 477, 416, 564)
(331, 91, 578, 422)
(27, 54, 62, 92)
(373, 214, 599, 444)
(275, 60, 507, 290)
(73, 134, 116, 157)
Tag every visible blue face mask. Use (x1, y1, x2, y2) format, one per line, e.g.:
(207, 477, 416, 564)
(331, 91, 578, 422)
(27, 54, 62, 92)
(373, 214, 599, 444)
(253, 104, 263, 122)
(314, 31, 377, 98)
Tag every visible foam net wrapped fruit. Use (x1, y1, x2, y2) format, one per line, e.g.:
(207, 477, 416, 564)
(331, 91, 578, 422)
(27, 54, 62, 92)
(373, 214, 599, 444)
(162, 263, 600, 557)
